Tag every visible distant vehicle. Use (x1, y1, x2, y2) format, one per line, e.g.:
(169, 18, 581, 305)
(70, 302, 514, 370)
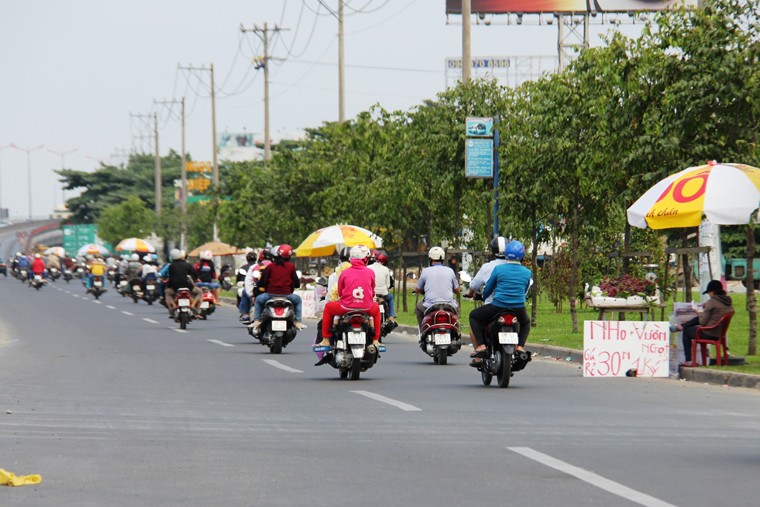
(0, 257, 7, 276)
(725, 258, 760, 289)
(467, 123, 488, 136)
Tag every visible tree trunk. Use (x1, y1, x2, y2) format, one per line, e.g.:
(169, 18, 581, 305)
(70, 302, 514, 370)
(622, 221, 631, 276)
(530, 208, 538, 328)
(569, 206, 580, 333)
(747, 225, 757, 356)
(682, 232, 692, 303)
(402, 256, 408, 313)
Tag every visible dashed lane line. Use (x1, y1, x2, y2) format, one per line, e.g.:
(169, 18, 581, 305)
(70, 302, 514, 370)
(350, 390, 422, 412)
(106, 305, 116, 309)
(121, 311, 134, 316)
(507, 447, 677, 507)
(208, 339, 234, 347)
(143, 318, 159, 324)
(262, 359, 303, 373)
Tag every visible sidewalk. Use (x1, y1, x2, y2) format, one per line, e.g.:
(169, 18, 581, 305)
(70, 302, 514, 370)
(393, 323, 760, 390)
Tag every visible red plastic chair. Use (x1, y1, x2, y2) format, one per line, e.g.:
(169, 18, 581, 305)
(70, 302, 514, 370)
(692, 310, 734, 366)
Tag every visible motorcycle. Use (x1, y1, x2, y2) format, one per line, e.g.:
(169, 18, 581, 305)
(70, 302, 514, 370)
(17, 268, 29, 283)
(173, 288, 194, 330)
(248, 297, 298, 354)
(107, 267, 117, 283)
(419, 303, 462, 365)
(374, 295, 398, 340)
(221, 274, 232, 291)
(88, 275, 107, 299)
(116, 279, 129, 296)
(30, 274, 46, 290)
(143, 278, 159, 305)
(314, 311, 385, 380)
(75, 265, 85, 279)
(472, 309, 531, 388)
(63, 268, 73, 283)
(198, 286, 216, 318)
(129, 278, 143, 303)
(48, 267, 61, 282)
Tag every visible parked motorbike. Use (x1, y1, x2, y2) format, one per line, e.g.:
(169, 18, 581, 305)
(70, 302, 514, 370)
(174, 288, 194, 330)
(248, 297, 298, 354)
(30, 274, 46, 290)
(314, 311, 385, 380)
(88, 275, 107, 299)
(419, 303, 462, 365)
(473, 309, 531, 388)
(198, 286, 216, 318)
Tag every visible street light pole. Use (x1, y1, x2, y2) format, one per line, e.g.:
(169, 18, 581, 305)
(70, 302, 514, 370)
(0, 144, 12, 220)
(47, 147, 77, 206)
(11, 144, 44, 220)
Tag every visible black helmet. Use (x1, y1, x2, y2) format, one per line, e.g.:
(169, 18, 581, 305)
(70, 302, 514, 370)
(246, 250, 257, 262)
(489, 236, 507, 259)
(339, 246, 351, 263)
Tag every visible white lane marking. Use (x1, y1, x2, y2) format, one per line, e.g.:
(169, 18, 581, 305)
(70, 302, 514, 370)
(64, 290, 71, 294)
(350, 390, 422, 412)
(208, 339, 234, 347)
(508, 447, 677, 507)
(106, 305, 116, 309)
(262, 359, 303, 373)
(121, 311, 134, 316)
(93, 300, 102, 304)
(143, 318, 159, 324)
(71, 294, 80, 298)
(173, 328, 188, 333)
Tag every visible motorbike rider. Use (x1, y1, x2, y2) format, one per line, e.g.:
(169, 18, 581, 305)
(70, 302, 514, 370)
(315, 244, 382, 349)
(464, 236, 509, 341)
(368, 250, 397, 325)
(194, 249, 220, 303)
(86, 255, 108, 290)
(46, 252, 61, 272)
(413, 246, 460, 331)
(468, 240, 532, 366)
(164, 248, 201, 318)
(16, 252, 30, 277)
(326, 246, 352, 302)
(251, 244, 306, 331)
(239, 249, 264, 324)
(140, 255, 158, 293)
(30, 253, 46, 280)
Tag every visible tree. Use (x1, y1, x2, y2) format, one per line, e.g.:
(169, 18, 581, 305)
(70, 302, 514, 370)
(96, 195, 155, 246)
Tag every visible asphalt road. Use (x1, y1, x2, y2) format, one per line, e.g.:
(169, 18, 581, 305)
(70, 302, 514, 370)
(1, 275, 760, 507)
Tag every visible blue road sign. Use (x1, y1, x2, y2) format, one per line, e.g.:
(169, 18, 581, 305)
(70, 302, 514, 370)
(465, 138, 494, 178)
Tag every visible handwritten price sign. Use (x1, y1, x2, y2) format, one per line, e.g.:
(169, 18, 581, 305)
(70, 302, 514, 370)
(583, 321, 670, 378)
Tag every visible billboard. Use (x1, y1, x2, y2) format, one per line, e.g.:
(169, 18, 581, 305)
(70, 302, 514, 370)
(446, 0, 699, 14)
(217, 131, 263, 162)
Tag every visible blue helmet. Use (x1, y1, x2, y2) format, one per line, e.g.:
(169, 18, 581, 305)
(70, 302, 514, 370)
(505, 240, 525, 261)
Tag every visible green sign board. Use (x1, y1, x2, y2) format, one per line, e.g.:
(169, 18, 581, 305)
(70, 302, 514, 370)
(61, 224, 111, 257)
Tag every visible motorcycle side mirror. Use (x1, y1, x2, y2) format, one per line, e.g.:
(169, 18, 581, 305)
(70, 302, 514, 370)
(459, 271, 472, 283)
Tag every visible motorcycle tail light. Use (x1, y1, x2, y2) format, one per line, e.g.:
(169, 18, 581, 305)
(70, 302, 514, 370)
(498, 314, 517, 325)
(274, 307, 285, 317)
(350, 315, 365, 327)
(434, 312, 449, 324)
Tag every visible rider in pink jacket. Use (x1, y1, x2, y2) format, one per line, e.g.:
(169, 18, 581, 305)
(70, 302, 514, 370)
(317, 246, 381, 346)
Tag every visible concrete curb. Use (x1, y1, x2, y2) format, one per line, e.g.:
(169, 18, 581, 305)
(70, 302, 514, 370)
(228, 303, 758, 389)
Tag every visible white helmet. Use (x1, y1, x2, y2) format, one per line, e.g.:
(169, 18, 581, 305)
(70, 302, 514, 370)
(142, 255, 152, 263)
(200, 249, 213, 260)
(130, 253, 140, 261)
(349, 244, 371, 261)
(169, 248, 182, 261)
(428, 246, 445, 262)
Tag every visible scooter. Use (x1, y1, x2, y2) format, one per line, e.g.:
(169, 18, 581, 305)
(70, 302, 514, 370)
(419, 303, 462, 365)
(88, 275, 107, 299)
(249, 297, 298, 354)
(198, 287, 216, 318)
(314, 311, 385, 380)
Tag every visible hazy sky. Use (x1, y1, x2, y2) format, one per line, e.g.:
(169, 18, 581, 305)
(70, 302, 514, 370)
(0, 0, 645, 219)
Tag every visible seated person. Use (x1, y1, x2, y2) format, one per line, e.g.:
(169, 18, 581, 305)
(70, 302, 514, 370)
(675, 280, 733, 366)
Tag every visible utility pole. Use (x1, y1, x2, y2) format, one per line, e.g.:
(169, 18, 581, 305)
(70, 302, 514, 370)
(462, 0, 472, 83)
(0, 144, 12, 220)
(338, 0, 345, 122)
(153, 113, 161, 216)
(47, 147, 77, 206)
(10, 143, 44, 220)
(240, 22, 287, 161)
(180, 97, 187, 252)
(130, 112, 154, 154)
(178, 64, 219, 183)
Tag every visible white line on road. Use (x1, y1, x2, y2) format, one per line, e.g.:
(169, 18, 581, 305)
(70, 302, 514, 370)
(143, 318, 159, 324)
(71, 294, 80, 298)
(106, 305, 116, 309)
(507, 447, 677, 507)
(350, 390, 422, 412)
(173, 328, 188, 333)
(208, 339, 234, 347)
(93, 300, 102, 304)
(121, 311, 134, 316)
(262, 359, 303, 373)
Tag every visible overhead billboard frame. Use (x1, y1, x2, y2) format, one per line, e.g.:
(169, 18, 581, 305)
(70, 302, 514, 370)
(445, 0, 699, 15)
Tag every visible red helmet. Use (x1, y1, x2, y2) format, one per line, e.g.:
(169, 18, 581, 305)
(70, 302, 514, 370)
(276, 244, 293, 260)
(369, 249, 379, 263)
(375, 252, 389, 265)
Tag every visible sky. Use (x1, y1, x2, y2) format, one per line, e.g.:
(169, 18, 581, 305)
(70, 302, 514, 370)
(0, 0, 648, 220)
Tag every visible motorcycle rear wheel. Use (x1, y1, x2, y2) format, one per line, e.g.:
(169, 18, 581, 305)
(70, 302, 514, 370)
(496, 350, 512, 388)
(348, 359, 361, 380)
(270, 334, 283, 354)
(179, 312, 188, 330)
(480, 360, 493, 385)
(437, 348, 448, 366)
(94, 292, 100, 300)
(339, 368, 349, 379)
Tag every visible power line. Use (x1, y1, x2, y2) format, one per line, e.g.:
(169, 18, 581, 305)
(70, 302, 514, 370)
(287, 58, 440, 74)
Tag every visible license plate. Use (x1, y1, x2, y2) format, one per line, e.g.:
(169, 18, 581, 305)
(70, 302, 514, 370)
(34, 275, 42, 281)
(434, 333, 451, 345)
(272, 320, 287, 331)
(379, 305, 385, 314)
(200, 301, 210, 309)
(94, 281, 102, 287)
(347, 331, 365, 344)
(146, 285, 155, 290)
(178, 299, 190, 307)
(120, 281, 127, 287)
(499, 332, 519, 344)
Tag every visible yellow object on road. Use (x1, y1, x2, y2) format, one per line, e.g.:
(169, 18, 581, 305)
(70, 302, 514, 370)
(0, 468, 42, 486)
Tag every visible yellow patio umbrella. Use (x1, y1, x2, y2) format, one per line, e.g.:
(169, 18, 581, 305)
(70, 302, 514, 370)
(295, 224, 383, 257)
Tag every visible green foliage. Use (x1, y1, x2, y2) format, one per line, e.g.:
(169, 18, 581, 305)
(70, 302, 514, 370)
(96, 195, 155, 245)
